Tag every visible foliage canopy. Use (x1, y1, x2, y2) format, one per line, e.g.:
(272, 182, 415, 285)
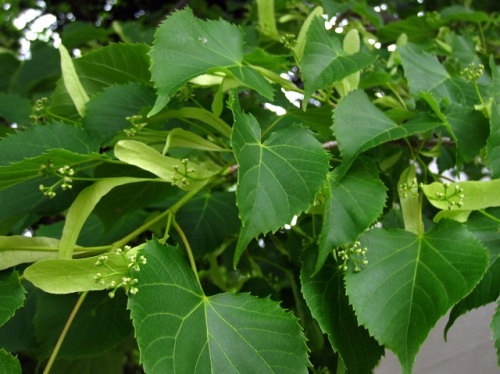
(1, 0, 499, 373)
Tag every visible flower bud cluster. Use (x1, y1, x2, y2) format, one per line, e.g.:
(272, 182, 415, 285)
(336, 241, 368, 272)
(124, 115, 147, 137)
(460, 63, 484, 81)
(399, 177, 419, 199)
(434, 182, 465, 210)
(171, 158, 196, 187)
(94, 245, 147, 298)
(38, 164, 75, 198)
(30, 97, 48, 123)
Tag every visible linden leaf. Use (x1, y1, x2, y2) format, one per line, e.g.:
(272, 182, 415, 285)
(345, 220, 488, 374)
(230, 95, 329, 267)
(128, 239, 309, 373)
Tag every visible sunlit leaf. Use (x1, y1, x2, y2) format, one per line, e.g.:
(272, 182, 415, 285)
(128, 239, 309, 373)
(59, 44, 89, 116)
(149, 7, 273, 116)
(345, 220, 488, 374)
(301, 17, 375, 103)
(230, 94, 329, 266)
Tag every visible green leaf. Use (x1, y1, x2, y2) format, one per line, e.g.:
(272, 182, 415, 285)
(0, 236, 87, 270)
(230, 95, 329, 267)
(444, 208, 500, 336)
(0, 149, 102, 191)
(83, 83, 156, 144)
(0, 93, 31, 125)
(317, 160, 387, 272)
(0, 270, 25, 327)
(114, 140, 216, 190)
(58, 177, 154, 259)
(301, 17, 376, 103)
(0, 349, 21, 374)
(59, 44, 89, 117)
(158, 107, 232, 138)
(377, 14, 442, 43)
(175, 191, 239, 258)
(0, 51, 20, 92)
(333, 90, 439, 172)
(35, 291, 132, 359)
(492, 300, 500, 366)
(164, 128, 228, 154)
(149, 8, 273, 116)
(49, 44, 151, 121)
(293, 6, 324, 62)
(48, 347, 125, 374)
(301, 249, 384, 374)
(60, 21, 112, 49)
(24, 249, 137, 294)
(0, 122, 101, 167)
(398, 164, 422, 235)
(345, 220, 488, 374)
(128, 239, 309, 373)
(256, 0, 279, 39)
(399, 44, 477, 105)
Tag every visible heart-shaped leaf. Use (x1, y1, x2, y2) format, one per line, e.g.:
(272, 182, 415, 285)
(345, 220, 488, 374)
(149, 8, 273, 116)
(230, 95, 329, 266)
(128, 239, 309, 373)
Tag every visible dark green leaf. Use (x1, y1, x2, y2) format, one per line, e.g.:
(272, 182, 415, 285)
(0, 122, 100, 167)
(175, 191, 240, 258)
(445, 208, 500, 336)
(230, 95, 329, 266)
(345, 220, 488, 374)
(35, 291, 132, 359)
(377, 15, 443, 43)
(333, 90, 439, 171)
(149, 8, 273, 116)
(301, 17, 376, 102)
(83, 83, 156, 144)
(301, 249, 384, 374)
(0, 349, 21, 374)
(0, 149, 102, 191)
(317, 160, 387, 272)
(0, 51, 20, 92)
(0, 270, 25, 327)
(128, 239, 309, 373)
(0, 93, 31, 125)
(49, 347, 125, 374)
(400, 44, 478, 105)
(61, 21, 112, 49)
(49, 43, 151, 120)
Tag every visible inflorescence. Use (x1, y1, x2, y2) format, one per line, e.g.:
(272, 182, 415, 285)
(335, 241, 368, 272)
(38, 164, 75, 199)
(171, 158, 196, 188)
(94, 245, 147, 298)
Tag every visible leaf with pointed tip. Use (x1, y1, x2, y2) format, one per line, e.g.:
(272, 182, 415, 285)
(301, 249, 384, 374)
(399, 44, 478, 106)
(316, 160, 386, 272)
(230, 95, 329, 267)
(128, 239, 309, 373)
(301, 16, 375, 103)
(0, 349, 21, 374)
(333, 90, 440, 173)
(345, 220, 488, 374)
(444, 208, 500, 336)
(149, 7, 273, 116)
(0, 270, 25, 327)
